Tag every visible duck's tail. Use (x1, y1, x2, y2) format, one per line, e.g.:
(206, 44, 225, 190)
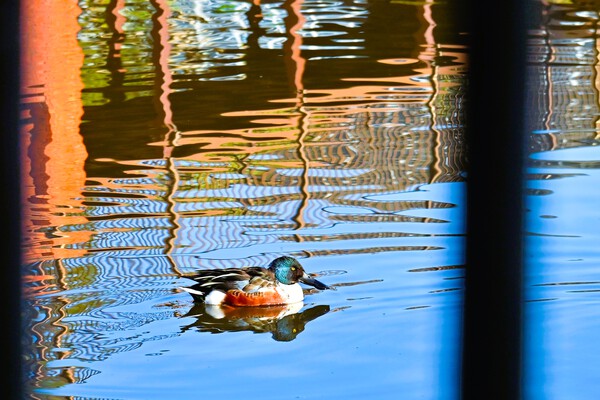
(179, 286, 206, 302)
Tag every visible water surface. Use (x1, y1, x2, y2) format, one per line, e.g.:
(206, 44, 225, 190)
(525, 5, 600, 397)
(18, 1, 600, 399)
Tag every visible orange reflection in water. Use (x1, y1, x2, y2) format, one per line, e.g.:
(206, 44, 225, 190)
(20, 1, 88, 263)
(18, 0, 468, 267)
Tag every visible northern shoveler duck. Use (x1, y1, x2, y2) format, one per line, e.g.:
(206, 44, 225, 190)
(180, 256, 332, 306)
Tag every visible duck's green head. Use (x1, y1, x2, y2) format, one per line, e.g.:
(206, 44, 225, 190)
(268, 256, 331, 290)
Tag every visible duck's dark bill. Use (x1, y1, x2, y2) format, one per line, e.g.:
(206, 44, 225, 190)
(300, 274, 332, 290)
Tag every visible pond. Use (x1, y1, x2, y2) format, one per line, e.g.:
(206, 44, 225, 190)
(19, 1, 599, 399)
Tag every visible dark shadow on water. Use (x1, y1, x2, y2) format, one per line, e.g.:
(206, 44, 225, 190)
(179, 303, 331, 342)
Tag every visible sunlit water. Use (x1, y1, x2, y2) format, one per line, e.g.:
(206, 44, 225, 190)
(525, 4, 600, 399)
(18, 1, 600, 399)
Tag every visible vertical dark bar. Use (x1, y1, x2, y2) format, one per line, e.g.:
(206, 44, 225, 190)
(461, 1, 528, 399)
(1, 1, 23, 399)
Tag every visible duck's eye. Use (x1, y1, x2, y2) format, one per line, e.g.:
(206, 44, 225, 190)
(291, 267, 296, 271)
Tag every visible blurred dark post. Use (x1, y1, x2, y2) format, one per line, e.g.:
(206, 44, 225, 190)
(461, 1, 529, 399)
(1, 0, 23, 399)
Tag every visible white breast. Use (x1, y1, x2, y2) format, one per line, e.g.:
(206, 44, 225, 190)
(276, 283, 304, 304)
(204, 290, 227, 305)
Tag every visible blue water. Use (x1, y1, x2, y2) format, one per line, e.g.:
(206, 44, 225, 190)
(525, 146, 600, 400)
(19, 1, 600, 399)
(29, 180, 465, 400)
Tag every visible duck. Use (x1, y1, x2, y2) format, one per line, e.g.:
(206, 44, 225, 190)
(180, 256, 332, 306)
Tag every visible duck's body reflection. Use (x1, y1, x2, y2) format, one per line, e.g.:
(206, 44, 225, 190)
(180, 303, 330, 341)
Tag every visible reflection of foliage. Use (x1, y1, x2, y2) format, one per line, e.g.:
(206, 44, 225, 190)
(78, 0, 159, 106)
(214, 3, 247, 14)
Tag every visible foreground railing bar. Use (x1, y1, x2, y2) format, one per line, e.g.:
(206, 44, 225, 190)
(461, 1, 530, 399)
(1, 1, 23, 399)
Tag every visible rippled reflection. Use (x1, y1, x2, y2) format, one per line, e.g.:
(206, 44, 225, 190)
(180, 303, 331, 341)
(525, 2, 600, 399)
(18, 1, 600, 398)
(22, 0, 467, 271)
(21, 0, 468, 398)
